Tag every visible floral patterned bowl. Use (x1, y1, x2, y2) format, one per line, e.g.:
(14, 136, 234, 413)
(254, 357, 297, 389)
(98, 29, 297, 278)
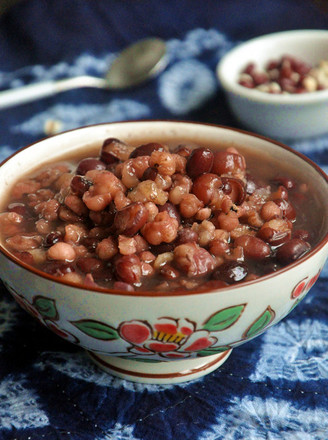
(0, 121, 328, 384)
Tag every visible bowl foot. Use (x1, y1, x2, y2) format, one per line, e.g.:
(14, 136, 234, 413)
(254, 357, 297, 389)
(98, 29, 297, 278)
(87, 349, 232, 384)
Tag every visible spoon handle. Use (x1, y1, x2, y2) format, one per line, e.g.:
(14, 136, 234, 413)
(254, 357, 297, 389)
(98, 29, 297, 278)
(0, 76, 107, 110)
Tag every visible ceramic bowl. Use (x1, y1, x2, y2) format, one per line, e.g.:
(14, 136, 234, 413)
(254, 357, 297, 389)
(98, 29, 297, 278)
(0, 121, 328, 384)
(217, 30, 328, 139)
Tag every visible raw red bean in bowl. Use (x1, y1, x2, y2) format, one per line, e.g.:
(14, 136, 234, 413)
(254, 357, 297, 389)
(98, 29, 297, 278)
(0, 136, 319, 293)
(238, 55, 328, 94)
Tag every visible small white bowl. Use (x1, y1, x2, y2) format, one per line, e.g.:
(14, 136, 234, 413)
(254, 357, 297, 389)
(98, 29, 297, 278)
(217, 30, 328, 139)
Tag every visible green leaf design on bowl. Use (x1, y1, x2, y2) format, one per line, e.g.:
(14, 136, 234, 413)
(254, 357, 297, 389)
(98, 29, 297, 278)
(72, 319, 119, 340)
(197, 346, 231, 357)
(33, 296, 58, 320)
(243, 306, 275, 339)
(203, 304, 246, 331)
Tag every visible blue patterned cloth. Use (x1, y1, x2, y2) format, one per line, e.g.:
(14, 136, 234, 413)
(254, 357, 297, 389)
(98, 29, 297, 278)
(1, 1, 328, 439)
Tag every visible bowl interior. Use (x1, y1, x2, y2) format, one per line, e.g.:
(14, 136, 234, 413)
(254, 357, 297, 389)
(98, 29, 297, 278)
(1, 121, 328, 277)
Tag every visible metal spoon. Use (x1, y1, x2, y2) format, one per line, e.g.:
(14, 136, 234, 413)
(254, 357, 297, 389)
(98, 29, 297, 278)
(0, 38, 167, 110)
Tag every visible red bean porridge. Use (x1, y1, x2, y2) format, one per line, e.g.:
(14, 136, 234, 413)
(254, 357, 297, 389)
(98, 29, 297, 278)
(0, 137, 316, 293)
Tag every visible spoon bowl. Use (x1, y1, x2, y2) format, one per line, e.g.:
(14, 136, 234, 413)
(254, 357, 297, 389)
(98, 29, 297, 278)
(106, 37, 167, 89)
(0, 38, 167, 109)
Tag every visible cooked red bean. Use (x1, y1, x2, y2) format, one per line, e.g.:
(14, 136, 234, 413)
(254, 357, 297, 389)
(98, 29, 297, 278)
(174, 242, 215, 277)
(192, 173, 222, 205)
(76, 257, 104, 274)
(141, 167, 158, 181)
(76, 158, 106, 175)
(221, 177, 246, 205)
(44, 231, 63, 247)
(100, 138, 130, 164)
(115, 254, 142, 284)
(258, 218, 292, 246)
(261, 201, 282, 221)
(158, 202, 181, 224)
(70, 175, 92, 196)
(130, 142, 166, 158)
(234, 235, 271, 260)
(212, 261, 248, 284)
(276, 238, 311, 265)
(1, 136, 314, 292)
(212, 151, 245, 176)
(160, 264, 180, 280)
(174, 145, 192, 158)
(186, 147, 214, 178)
(114, 202, 148, 236)
(274, 199, 296, 221)
(176, 228, 198, 245)
(7, 202, 29, 216)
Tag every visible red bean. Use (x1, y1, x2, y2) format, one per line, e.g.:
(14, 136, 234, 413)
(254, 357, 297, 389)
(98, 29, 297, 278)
(243, 62, 256, 75)
(114, 202, 148, 237)
(212, 151, 245, 175)
(186, 147, 214, 178)
(221, 177, 246, 205)
(212, 261, 248, 284)
(70, 175, 92, 196)
(192, 173, 222, 205)
(115, 254, 142, 284)
(100, 138, 124, 164)
(176, 228, 198, 245)
(271, 185, 289, 200)
(77, 257, 104, 274)
(257, 227, 290, 247)
(44, 231, 63, 248)
(174, 243, 215, 277)
(150, 242, 175, 255)
(160, 264, 180, 280)
(173, 145, 192, 158)
(234, 235, 271, 260)
(141, 167, 158, 181)
(129, 142, 166, 158)
(76, 158, 106, 175)
(158, 202, 181, 224)
(276, 238, 311, 265)
(252, 71, 269, 85)
(7, 202, 29, 216)
(274, 198, 296, 221)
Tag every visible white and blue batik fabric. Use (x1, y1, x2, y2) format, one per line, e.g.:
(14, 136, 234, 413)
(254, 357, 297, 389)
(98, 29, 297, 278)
(0, 1, 328, 439)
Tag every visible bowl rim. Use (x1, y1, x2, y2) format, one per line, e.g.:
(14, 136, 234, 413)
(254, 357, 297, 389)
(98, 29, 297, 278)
(217, 29, 328, 105)
(0, 120, 327, 297)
